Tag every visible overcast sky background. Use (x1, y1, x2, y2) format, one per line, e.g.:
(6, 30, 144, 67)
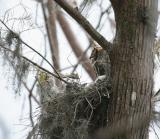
(0, 0, 160, 139)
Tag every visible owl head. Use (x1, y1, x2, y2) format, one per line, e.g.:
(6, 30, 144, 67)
(90, 42, 103, 62)
(90, 42, 110, 77)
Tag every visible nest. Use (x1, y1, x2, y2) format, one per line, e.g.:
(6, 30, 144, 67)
(34, 77, 111, 139)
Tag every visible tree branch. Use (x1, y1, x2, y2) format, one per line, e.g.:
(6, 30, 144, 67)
(57, 10, 96, 80)
(47, 0, 60, 70)
(46, 0, 61, 86)
(53, 0, 112, 52)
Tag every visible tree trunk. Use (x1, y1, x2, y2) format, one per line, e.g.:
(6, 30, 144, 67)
(107, 0, 158, 138)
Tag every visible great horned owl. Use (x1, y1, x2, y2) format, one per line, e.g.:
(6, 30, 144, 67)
(90, 46, 111, 78)
(89, 46, 111, 134)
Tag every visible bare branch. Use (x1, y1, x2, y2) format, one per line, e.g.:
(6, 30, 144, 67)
(47, 0, 60, 70)
(53, 0, 112, 52)
(45, 0, 61, 86)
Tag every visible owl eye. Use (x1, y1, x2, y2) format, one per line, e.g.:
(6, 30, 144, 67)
(90, 49, 97, 59)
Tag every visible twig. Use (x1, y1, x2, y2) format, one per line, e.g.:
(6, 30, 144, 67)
(71, 100, 82, 125)
(29, 94, 34, 127)
(84, 97, 94, 125)
(95, 5, 112, 30)
(22, 81, 40, 105)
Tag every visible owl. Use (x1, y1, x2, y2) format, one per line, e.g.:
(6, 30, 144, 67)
(90, 46, 110, 78)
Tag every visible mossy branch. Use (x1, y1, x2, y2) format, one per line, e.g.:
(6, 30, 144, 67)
(0, 44, 68, 84)
(0, 19, 64, 81)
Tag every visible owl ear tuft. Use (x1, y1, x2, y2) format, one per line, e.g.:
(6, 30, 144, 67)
(89, 48, 96, 59)
(96, 47, 103, 52)
(92, 41, 103, 51)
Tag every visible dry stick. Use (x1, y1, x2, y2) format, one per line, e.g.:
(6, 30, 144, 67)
(46, 0, 61, 86)
(54, 0, 112, 53)
(57, 10, 96, 80)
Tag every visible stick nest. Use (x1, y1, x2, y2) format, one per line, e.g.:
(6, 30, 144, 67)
(32, 77, 111, 139)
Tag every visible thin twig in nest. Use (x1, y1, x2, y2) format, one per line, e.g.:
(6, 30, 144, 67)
(85, 97, 94, 125)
